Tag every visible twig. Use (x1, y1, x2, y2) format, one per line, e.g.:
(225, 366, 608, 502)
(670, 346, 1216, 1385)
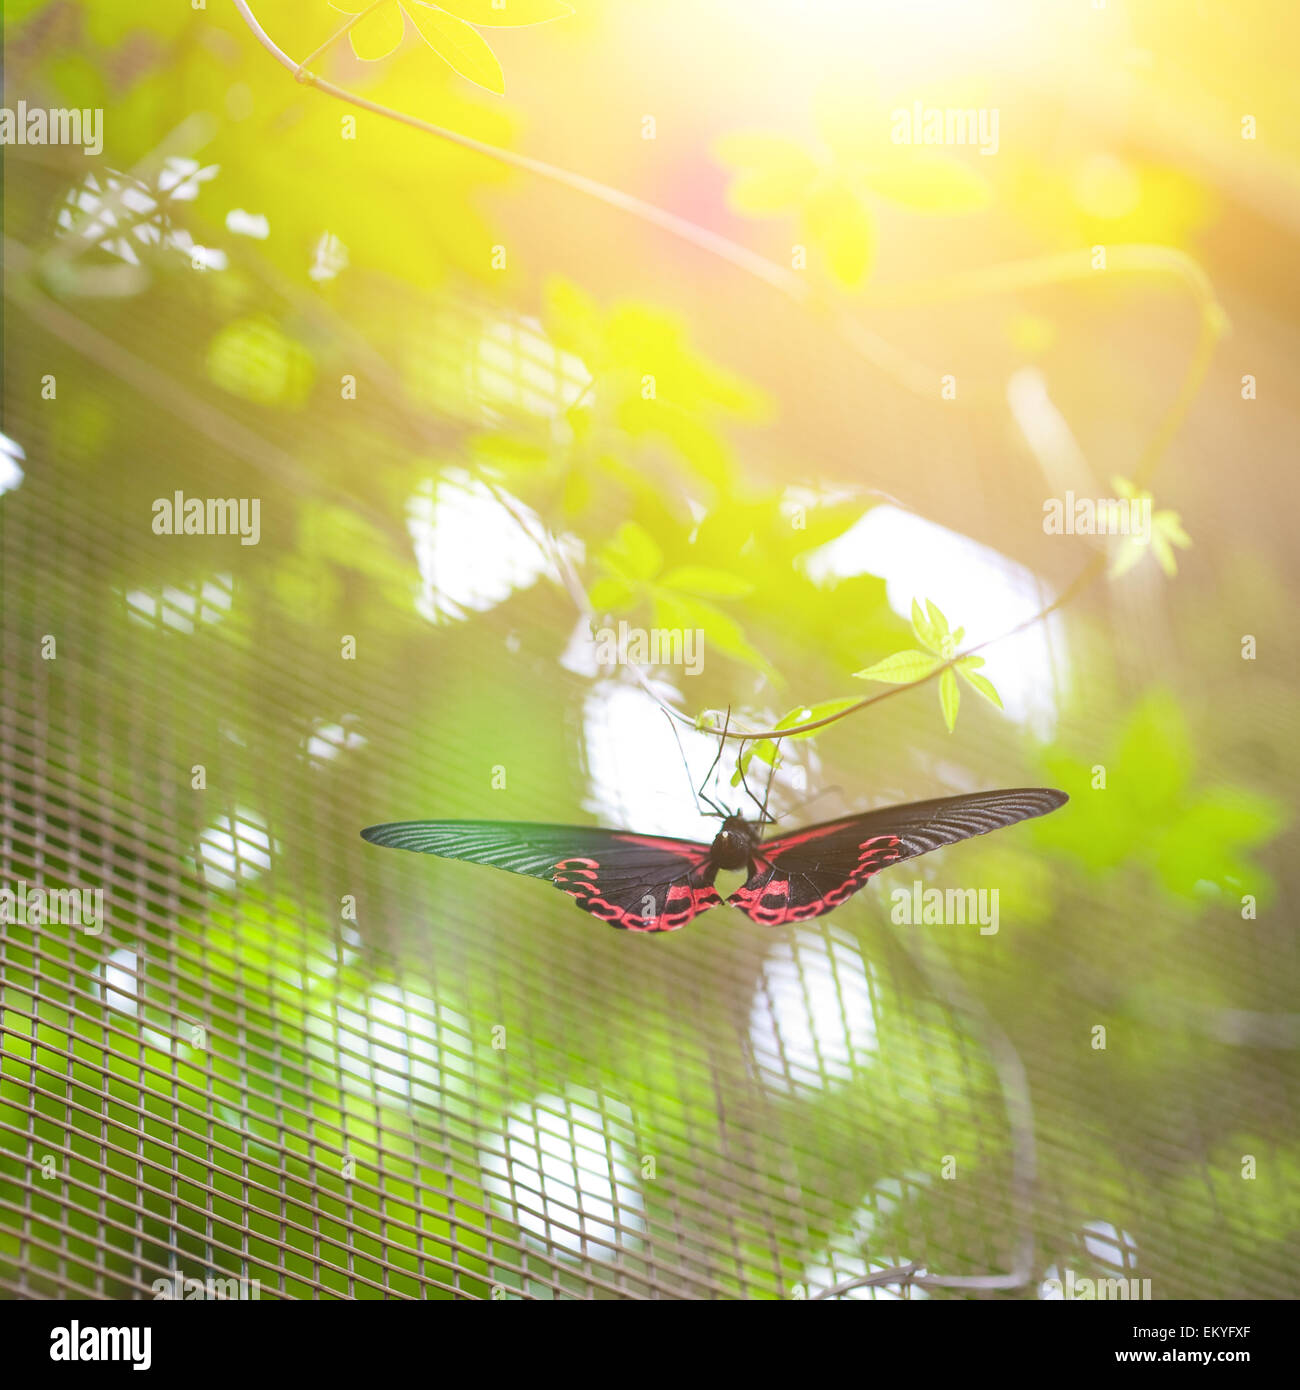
(230, 0, 937, 396)
(811, 1263, 923, 1298)
(293, 0, 390, 81)
(230, 0, 1224, 747)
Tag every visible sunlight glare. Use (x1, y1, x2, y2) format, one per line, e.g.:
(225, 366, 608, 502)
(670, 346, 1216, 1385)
(481, 1094, 645, 1261)
(581, 683, 725, 839)
(801, 505, 1064, 737)
(748, 927, 879, 1096)
(407, 471, 549, 622)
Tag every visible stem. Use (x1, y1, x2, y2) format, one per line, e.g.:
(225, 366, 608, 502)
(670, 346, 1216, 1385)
(293, 0, 390, 81)
(229, 0, 937, 395)
(230, 0, 1224, 746)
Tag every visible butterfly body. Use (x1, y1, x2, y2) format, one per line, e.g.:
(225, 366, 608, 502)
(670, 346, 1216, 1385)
(362, 787, 1066, 933)
(709, 815, 761, 871)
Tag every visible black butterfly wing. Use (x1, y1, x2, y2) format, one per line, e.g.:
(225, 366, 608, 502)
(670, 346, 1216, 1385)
(729, 788, 1068, 925)
(360, 821, 722, 932)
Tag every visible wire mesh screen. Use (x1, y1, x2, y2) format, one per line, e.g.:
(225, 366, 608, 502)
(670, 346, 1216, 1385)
(3, 0, 1300, 1305)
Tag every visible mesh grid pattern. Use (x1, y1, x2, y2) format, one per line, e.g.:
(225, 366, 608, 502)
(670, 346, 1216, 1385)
(0, 450, 1022, 1301)
(3, 132, 1299, 1303)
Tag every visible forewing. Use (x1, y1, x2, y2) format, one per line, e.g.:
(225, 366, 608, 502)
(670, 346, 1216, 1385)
(729, 788, 1067, 925)
(361, 821, 721, 932)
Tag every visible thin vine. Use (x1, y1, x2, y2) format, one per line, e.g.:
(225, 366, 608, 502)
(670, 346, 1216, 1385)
(230, 0, 1225, 759)
(228, 0, 1227, 1301)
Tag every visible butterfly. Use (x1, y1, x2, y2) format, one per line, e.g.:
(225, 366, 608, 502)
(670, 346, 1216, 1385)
(360, 787, 1067, 932)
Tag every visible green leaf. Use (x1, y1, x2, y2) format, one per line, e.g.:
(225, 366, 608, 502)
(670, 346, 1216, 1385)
(1181, 786, 1289, 848)
(731, 738, 779, 786)
(802, 177, 875, 287)
(861, 156, 992, 213)
(1156, 788, 1290, 901)
(544, 277, 604, 361)
(1152, 533, 1177, 576)
(852, 649, 940, 684)
(713, 132, 820, 217)
(1117, 690, 1192, 811)
(910, 598, 943, 654)
(658, 566, 754, 599)
(957, 660, 1003, 709)
(470, 433, 550, 472)
(433, 0, 573, 25)
(600, 521, 663, 582)
(206, 317, 316, 408)
(939, 668, 960, 732)
(1156, 510, 1192, 548)
(773, 697, 862, 739)
(924, 599, 950, 640)
(730, 700, 862, 784)
(1151, 513, 1192, 577)
(560, 467, 592, 517)
(404, 2, 506, 93)
(587, 576, 636, 612)
(1109, 538, 1146, 578)
(783, 497, 875, 554)
(655, 593, 778, 684)
(345, 0, 407, 62)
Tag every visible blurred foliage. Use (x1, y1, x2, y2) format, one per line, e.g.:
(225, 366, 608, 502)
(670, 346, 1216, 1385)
(335, 0, 575, 94)
(1, 0, 1297, 1303)
(714, 92, 992, 288)
(1037, 689, 1287, 905)
(1108, 477, 1193, 579)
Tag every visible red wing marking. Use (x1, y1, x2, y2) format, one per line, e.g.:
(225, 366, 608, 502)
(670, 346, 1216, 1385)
(609, 833, 715, 854)
(361, 790, 1066, 931)
(729, 834, 903, 925)
(552, 854, 722, 933)
(725, 788, 1068, 924)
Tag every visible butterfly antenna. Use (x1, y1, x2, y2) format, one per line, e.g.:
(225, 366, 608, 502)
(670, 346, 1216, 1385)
(663, 711, 706, 818)
(697, 706, 731, 813)
(736, 740, 771, 824)
(758, 743, 779, 826)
